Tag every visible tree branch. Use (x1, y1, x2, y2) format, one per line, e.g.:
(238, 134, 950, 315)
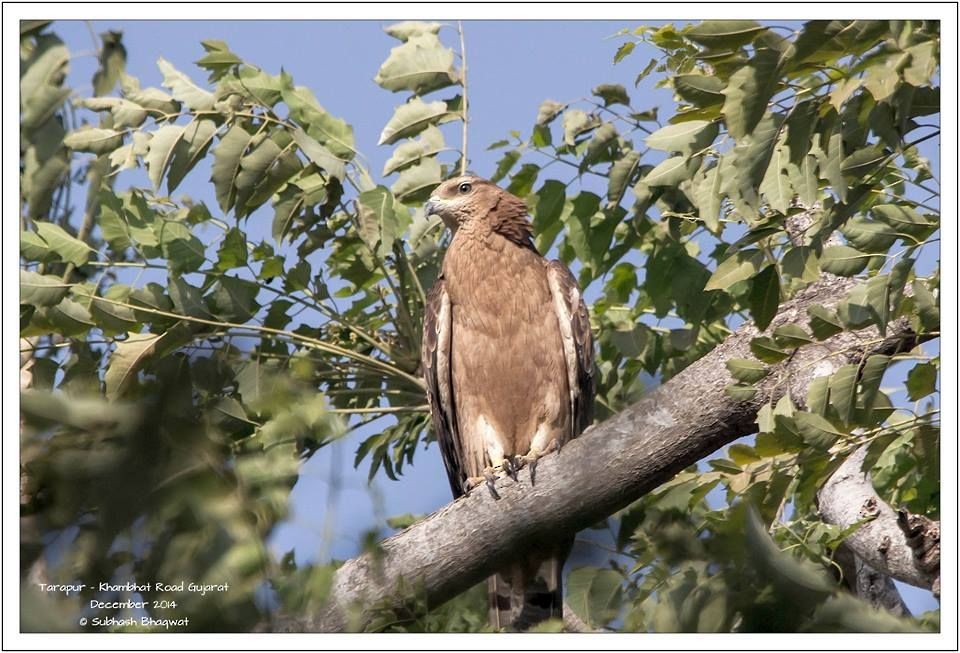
(818, 446, 939, 593)
(270, 275, 924, 632)
(832, 542, 910, 616)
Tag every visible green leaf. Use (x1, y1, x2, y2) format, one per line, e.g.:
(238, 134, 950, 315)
(839, 217, 898, 253)
(819, 132, 847, 202)
(806, 375, 830, 416)
(19, 270, 70, 307)
(282, 83, 356, 160)
(63, 126, 124, 155)
(704, 249, 763, 291)
(749, 264, 781, 331)
(729, 444, 761, 466)
(862, 55, 906, 102)
(644, 155, 694, 187)
(613, 41, 635, 64)
(155, 220, 205, 273)
(794, 412, 844, 450)
(391, 158, 442, 203)
(562, 109, 600, 146)
(750, 336, 790, 363)
(42, 297, 96, 336)
(911, 280, 940, 330)
(592, 83, 630, 107)
(195, 40, 242, 81)
(841, 145, 887, 179)
(375, 33, 459, 95)
(709, 457, 744, 474)
(566, 567, 623, 627)
(807, 305, 844, 340)
(859, 354, 890, 424)
(819, 245, 870, 276)
(772, 324, 813, 348)
(607, 150, 641, 208)
(378, 97, 455, 146)
(582, 123, 619, 169)
(645, 120, 718, 154)
(887, 257, 914, 316)
(20, 230, 53, 262)
(694, 160, 723, 233)
(783, 100, 818, 164)
(217, 66, 284, 106)
(491, 150, 520, 183)
(34, 222, 95, 266)
(104, 332, 161, 399)
(871, 204, 938, 240)
(209, 276, 261, 322)
(781, 246, 820, 283)
(728, 383, 757, 402)
(76, 96, 147, 129)
(382, 125, 444, 176)
(536, 99, 566, 126)
(759, 137, 793, 214)
(90, 285, 138, 334)
(829, 364, 859, 425)
(532, 180, 567, 252)
(167, 118, 219, 192)
(383, 21, 442, 42)
(144, 124, 185, 191)
(745, 507, 835, 599)
(216, 227, 248, 271)
(686, 20, 766, 49)
(726, 358, 769, 383)
(357, 186, 410, 256)
(157, 57, 214, 110)
(292, 127, 345, 181)
(727, 112, 782, 209)
(906, 362, 937, 401)
(211, 123, 256, 213)
(674, 74, 725, 107)
(721, 48, 780, 139)
(120, 73, 180, 114)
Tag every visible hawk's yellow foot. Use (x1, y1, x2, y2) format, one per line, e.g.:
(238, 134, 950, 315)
(463, 464, 507, 500)
(518, 439, 559, 485)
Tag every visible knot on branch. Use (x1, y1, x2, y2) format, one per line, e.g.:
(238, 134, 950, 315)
(896, 508, 940, 598)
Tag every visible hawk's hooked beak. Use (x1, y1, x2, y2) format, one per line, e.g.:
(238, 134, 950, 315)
(424, 198, 441, 217)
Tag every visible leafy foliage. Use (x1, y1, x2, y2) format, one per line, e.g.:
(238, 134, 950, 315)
(19, 19, 938, 633)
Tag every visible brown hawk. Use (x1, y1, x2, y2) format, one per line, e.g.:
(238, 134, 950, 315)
(420, 175, 595, 631)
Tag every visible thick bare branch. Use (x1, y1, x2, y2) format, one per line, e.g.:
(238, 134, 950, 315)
(833, 542, 910, 616)
(271, 276, 922, 632)
(818, 446, 939, 593)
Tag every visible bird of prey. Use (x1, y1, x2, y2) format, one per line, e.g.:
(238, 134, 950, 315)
(420, 175, 595, 631)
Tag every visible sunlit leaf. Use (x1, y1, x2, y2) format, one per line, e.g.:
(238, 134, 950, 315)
(157, 56, 215, 110)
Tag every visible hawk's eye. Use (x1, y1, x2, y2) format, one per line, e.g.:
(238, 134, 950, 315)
(457, 182, 472, 194)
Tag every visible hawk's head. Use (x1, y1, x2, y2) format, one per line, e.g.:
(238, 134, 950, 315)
(425, 175, 534, 247)
(424, 176, 506, 230)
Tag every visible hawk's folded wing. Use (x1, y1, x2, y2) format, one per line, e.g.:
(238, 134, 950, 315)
(421, 277, 466, 497)
(546, 260, 595, 441)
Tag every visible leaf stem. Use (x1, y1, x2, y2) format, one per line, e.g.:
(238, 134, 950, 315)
(73, 291, 426, 389)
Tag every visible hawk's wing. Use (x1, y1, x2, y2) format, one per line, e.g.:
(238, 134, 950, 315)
(421, 277, 466, 497)
(546, 260, 595, 441)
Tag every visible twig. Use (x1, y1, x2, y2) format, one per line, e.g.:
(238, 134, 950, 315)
(458, 21, 469, 175)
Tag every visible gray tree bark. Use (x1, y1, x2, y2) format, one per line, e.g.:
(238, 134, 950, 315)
(269, 276, 924, 633)
(818, 446, 940, 595)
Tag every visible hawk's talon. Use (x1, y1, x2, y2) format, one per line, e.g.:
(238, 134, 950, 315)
(517, 440, 559, 486)
(483, 467, 501, 500)
(503, 456, 519, 482)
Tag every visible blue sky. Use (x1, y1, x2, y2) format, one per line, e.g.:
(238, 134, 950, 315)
(51, 19, 939, 617)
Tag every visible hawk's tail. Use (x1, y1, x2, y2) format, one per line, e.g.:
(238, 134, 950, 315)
(487, 541, 571, 631)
